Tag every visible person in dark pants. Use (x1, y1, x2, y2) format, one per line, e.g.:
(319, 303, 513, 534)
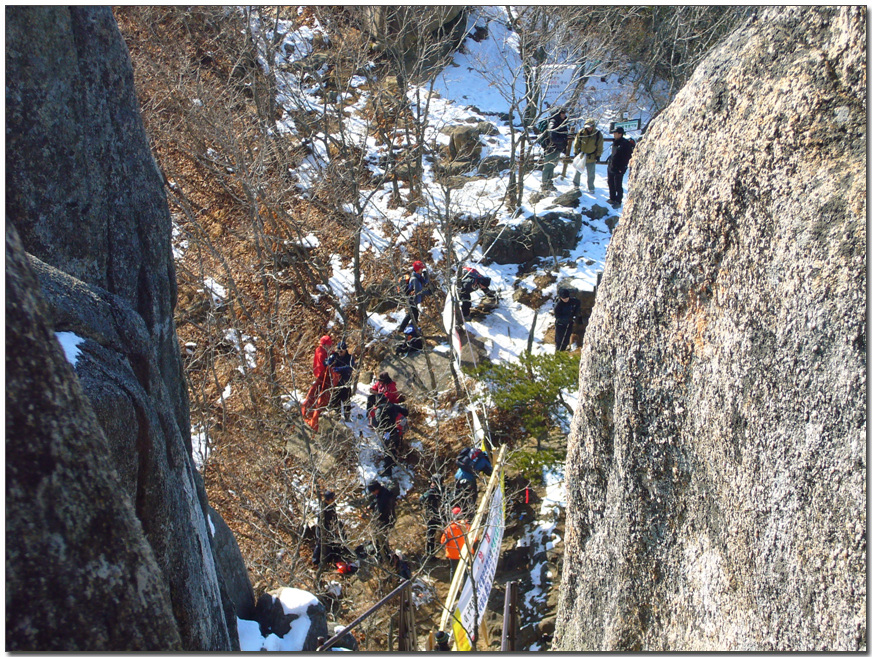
(398, 261, 428, 333)
(327, 341, 355, 418)
(457, 266, 497, 320)
(395, 325, 424, 356)
(367, 394, 409, 476)
(606, 126, 634, 207)
(539, 108, 570, 192)
(421, 476, 444, 556)
(366, 480, 397, 560)
(389, 550, 412, 580)
(312, 490, 346, 566)
(553, 288, 580, 351)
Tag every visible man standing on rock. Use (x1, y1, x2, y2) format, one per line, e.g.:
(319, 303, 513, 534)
(607, 126, 634, 208)
(553, 288, 580, 351)
(571, 118, 603, 193)
(539, 107, 570, 193)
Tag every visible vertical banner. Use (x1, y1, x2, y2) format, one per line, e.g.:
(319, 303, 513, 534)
(441, 284, 465, 371)
(451, 473, 505, 650)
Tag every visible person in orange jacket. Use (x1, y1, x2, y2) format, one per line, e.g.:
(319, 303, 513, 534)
(301, 335, 336, 431)
(440, 506, 470, 564)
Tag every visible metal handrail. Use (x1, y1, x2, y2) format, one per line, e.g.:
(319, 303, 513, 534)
(316, 578, 413, 651)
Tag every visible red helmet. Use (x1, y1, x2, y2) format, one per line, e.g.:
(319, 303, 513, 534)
(319, 335, 333, 346)
(412, 261, 424, 272)
(336, 561, 351, 574)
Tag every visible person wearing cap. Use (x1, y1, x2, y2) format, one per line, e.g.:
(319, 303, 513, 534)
(434, 630, 451, 651)
(301, 335, 335, 431)
(399, 261, 429, 334)
(539, 107, 570, 192)
(440, 506, 470, 563)
(327, 340, 356, 418)
(554, 287, 581, 351)
(367, 371, 402, 409)
(607, 125, 634, 207)
(395, 324, 424, 357)
(571, 118, 603, 193)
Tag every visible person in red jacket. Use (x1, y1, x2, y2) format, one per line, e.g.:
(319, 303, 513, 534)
(367, 371, 402, 409)
(302, 335, 336, 431)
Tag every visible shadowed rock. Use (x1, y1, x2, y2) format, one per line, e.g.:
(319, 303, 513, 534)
(5, 6, 253, 650)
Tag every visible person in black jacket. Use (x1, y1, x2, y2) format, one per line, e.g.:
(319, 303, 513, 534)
(539, 108, 570, 192)
(366, 480, 397, 560)
(457, 266, 497, 319)
(312, 490, 346, 566)
(421, 476, 444, 556)
(368, 394, 409, 476)
(327, 341, 355, 418)
(395, 325, 424, 356)
(607, 126, 634, 207)
(553, 288, 581, 351)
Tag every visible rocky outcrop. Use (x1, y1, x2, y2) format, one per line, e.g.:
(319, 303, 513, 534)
(353, 7, 465, 54)
(5, 6, 252, 650)
(6, 226, 183, 651)
(481, 211, 583, 265)
(554, 6, 866, 651)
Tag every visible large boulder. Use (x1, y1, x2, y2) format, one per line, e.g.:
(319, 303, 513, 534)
(481, 211, 583, 265)
(554, 6, 866, 651)
(443, 124, 485, 162)
(5, 6, 252, 650)
(5, 225, 183, 651)
(353, 7, 465, 54)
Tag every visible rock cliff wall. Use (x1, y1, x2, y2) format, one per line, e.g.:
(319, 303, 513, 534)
(554, 6, 866, 651)
(5, 6, 252, 650)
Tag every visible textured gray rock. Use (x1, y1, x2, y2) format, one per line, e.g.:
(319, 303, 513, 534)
(5, 226, 182, 651)
(6, 5, 189, 453)
(443, 124, 485, 162)
(554, 6, 866, 651)
(482, 211, 582, 264)
(5, 6, 251, 650)
(477, 154, 512, 176)
(210, 506, 257, 621)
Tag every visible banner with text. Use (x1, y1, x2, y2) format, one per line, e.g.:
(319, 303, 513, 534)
(452, 474, 505, 650)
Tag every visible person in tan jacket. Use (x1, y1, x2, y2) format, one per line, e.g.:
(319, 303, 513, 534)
(571, 118, 604, 193)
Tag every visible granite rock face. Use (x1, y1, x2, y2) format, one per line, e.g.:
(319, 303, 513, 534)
(6, 226, 183, 651)
(5, 6, 251, 650)
(554, 6, 866, 651)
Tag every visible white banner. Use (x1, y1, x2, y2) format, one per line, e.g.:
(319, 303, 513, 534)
(452, 475, 505, 649)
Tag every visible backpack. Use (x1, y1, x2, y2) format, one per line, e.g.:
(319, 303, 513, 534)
(399, 273, 412, 297)
(395, 413, 409, 437)
(536, 118, 548, 135)
(412, 270, 432, 297)
(456, 447, 475, 475)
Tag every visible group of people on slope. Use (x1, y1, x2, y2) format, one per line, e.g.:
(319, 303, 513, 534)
(311, 443, 496, 580)
(538, 107, 635, 208)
